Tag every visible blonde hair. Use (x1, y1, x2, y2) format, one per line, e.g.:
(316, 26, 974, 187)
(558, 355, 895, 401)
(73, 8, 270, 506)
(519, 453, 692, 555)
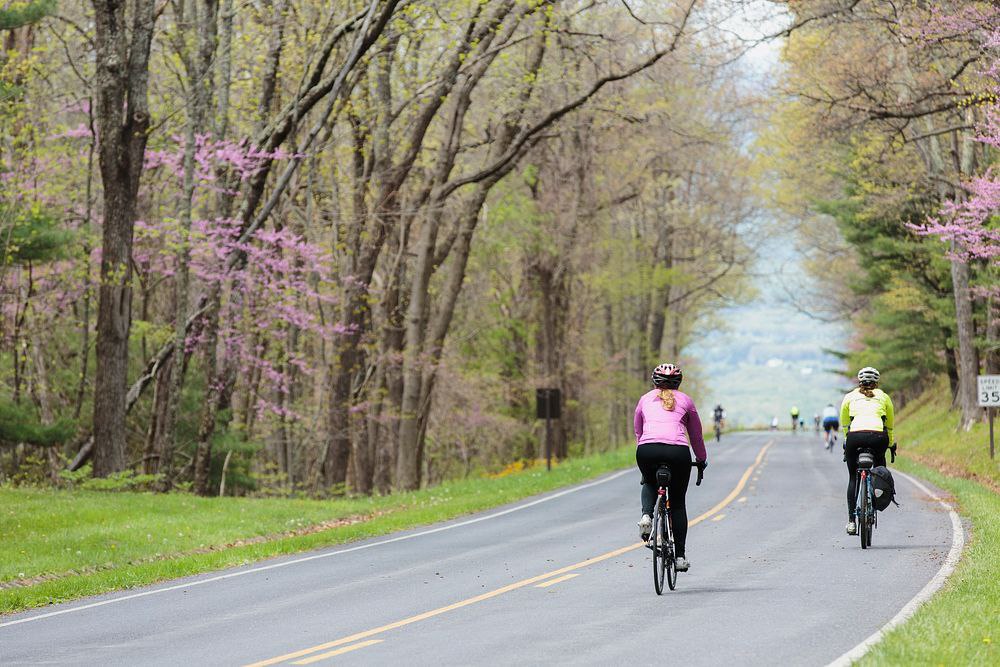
(658, 388, 676, 410)
(859, 382, 877, 398)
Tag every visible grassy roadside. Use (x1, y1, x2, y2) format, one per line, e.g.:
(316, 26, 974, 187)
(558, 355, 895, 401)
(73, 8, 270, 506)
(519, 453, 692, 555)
(858, 385, 1000, 665)
(858, 457, 999, 665)
(1, 447, 632, 615)
(892, 377, 1000, 489)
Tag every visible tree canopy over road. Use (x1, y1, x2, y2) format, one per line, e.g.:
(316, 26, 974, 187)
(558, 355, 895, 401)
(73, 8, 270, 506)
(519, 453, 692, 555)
(763, 0, 1000, 425)
(0, 0, 997, 495)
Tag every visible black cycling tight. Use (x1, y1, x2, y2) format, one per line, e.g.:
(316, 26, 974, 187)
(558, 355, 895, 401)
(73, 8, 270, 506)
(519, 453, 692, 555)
(636, 443, 692, 557)
(844, 430, 889, 521)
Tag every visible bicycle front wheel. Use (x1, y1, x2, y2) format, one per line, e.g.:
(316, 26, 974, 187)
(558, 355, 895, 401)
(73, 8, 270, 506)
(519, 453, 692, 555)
(652, 504, 666, 595)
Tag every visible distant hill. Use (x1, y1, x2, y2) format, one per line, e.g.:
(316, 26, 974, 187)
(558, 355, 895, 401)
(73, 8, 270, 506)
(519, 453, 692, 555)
(688, 302, 849, 428)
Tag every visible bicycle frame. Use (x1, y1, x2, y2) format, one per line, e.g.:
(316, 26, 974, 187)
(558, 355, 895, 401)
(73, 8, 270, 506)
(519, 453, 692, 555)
(657, 487, 675, 548)
(854, 469, 867, 517)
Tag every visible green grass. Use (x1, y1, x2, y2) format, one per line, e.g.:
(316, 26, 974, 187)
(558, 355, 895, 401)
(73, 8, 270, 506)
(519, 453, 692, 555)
(1, 447, 633, 615)
(859, 457, 999, 665)
(858, 383, 1000, 665)
(893, 377, 1000, 488)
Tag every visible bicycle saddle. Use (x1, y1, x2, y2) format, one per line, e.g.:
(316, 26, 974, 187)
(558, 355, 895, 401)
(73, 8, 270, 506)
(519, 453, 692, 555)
(857, 451, 875, 469)
(656, 466, 671, 486)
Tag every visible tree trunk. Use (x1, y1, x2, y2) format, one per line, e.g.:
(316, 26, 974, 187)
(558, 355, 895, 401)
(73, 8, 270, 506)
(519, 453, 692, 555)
(950, 247, 981, 429)
(193, 296, 222, 495)
(394, 213, 443, 490)
(944, 339, 959, 400)
(143, 353, 173, 474)
(157, 0, 218, 491)
(27, 341, 60, 483)
(90, 0, 157, 476)
(986, 295, 1000, 375)
(323, 285, 369, 489)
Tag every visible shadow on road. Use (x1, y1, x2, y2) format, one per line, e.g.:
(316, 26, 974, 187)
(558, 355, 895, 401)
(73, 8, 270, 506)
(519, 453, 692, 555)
(861, 544, 942, 550)
(667, 585, 774, 595)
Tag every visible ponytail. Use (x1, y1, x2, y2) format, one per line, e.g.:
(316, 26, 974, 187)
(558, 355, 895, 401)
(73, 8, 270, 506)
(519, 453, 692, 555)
(658, 388, 676, 410)
(860, 383, 876, 398)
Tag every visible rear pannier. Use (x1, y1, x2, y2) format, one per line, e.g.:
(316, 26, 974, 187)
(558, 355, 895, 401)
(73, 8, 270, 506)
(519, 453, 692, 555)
(871, 466, 897, 511)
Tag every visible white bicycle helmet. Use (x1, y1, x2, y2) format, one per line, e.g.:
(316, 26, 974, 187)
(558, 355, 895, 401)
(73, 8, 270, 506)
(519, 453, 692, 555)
(857, 366, 880, 385)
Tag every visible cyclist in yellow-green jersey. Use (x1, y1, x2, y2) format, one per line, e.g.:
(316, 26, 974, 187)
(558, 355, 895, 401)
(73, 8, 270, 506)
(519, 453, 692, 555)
(840, 366, 895, 535)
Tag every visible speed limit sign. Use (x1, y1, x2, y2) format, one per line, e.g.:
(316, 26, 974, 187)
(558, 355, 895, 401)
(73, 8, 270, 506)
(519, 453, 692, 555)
(978, 375, 1000, 407)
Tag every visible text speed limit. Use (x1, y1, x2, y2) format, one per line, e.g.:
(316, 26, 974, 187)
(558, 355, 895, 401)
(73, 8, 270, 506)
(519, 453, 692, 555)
(978, 375, 1000, 407)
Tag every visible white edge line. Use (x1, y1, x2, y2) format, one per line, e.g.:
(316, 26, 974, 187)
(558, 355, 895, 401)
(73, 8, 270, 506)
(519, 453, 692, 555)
(825, 470, 966, 667)
(0, 468, 633, 629)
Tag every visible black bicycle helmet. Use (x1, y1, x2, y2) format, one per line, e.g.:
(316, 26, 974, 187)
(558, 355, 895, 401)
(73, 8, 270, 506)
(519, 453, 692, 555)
(651, 363, 683, 389)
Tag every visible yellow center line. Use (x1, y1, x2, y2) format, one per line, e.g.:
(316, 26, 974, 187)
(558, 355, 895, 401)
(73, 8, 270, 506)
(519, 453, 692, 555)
(290, 640, 382, 665)
(535, 573, 580, 588)
(244, 441, 773, 667)
(711, 514, 726, 522)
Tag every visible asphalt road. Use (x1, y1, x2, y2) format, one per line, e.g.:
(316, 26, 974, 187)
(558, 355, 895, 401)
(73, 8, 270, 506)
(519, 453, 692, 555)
(0, 431, 958, 666)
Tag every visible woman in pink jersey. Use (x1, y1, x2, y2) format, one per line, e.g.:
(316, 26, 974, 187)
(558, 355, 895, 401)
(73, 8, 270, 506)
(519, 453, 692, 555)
(634, 363, 707, 572)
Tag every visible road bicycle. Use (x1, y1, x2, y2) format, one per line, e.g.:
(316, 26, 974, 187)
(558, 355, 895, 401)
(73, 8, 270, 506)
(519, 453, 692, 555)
(648, 461, 704, 594)
(854, 449, 877, 549)
(854, 445, 895, 549)
(714, 420, 723, 443)
(825, 430, 837, 452)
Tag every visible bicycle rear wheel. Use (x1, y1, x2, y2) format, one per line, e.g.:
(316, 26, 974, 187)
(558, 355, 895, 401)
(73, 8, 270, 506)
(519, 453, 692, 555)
(652, 502, 666, 595)
(859, 475, 870, 549)
(864, 482, 875, 547)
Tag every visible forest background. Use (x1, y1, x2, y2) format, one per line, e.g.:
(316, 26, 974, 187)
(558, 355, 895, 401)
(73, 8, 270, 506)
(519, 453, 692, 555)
(1, 0, 997, 498)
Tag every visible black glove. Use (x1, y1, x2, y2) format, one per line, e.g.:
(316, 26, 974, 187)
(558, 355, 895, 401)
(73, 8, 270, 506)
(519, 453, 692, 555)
(890, 443, 897, 462)
(697, 460, 708, 470)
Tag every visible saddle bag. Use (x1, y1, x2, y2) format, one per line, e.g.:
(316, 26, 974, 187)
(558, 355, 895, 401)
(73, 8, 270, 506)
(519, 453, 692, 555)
(871, 465, 897, 511)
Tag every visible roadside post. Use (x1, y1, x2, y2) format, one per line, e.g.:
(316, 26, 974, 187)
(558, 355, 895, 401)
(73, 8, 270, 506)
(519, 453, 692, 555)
(536, 388, 561, 471)
(976, 375, 1000, 459)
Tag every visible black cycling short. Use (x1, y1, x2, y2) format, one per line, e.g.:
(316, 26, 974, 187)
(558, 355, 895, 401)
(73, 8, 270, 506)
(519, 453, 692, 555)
(823, 419, 839, 432)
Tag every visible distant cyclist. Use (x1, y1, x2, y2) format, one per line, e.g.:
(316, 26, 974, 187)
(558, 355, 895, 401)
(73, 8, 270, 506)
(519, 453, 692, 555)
(821, 403, 839, 448)
(813, 414, 821, 433)
(634, 363, 707, 572)
(712, 404, 726, 442)
(840, 367, 895, 536)
(790, 405, 800, 431)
